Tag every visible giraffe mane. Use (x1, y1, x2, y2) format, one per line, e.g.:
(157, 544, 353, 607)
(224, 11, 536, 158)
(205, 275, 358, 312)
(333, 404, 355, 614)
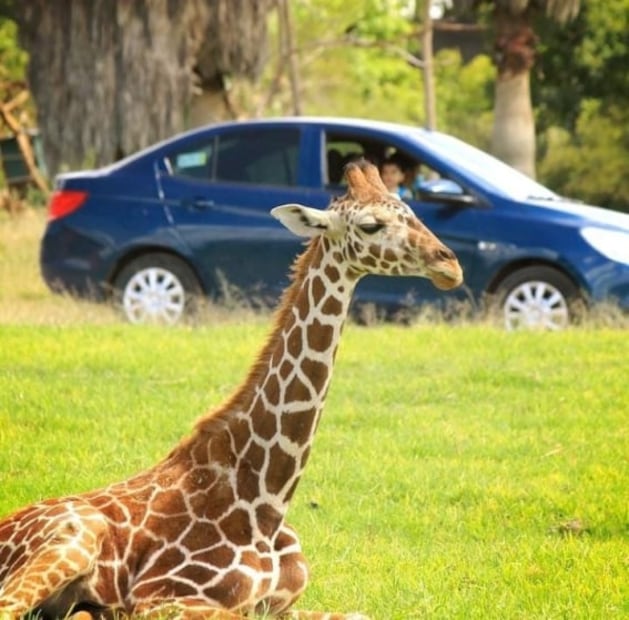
(190, 159, 386, 438)
(193, 237, 323, 434)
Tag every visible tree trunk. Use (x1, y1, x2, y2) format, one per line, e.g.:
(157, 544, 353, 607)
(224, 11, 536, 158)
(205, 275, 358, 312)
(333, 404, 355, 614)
(492, 72, 536, 178)
(12, 0, 272, 175)
(421, 0, 437, 130)
(490, 7, 537, 178)
(277, 0, 301, 116)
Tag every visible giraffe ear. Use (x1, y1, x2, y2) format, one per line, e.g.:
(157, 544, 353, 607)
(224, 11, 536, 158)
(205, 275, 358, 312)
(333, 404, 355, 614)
(271, 204, 342, 238)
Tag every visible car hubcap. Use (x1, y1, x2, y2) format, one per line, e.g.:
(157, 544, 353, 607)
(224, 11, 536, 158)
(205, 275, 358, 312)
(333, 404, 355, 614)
(123, 267, 186, 325)
(503, 281, 569, 331)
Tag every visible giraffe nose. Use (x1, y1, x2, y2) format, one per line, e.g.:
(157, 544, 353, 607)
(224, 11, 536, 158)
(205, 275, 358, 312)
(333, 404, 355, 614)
(430, 246, 463, 290)
(434, 247, 456, 262)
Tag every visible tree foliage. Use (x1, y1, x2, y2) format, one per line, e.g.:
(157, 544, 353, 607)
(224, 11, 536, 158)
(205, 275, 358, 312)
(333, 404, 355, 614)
(534, 0, 629, 210)
(0, 0, 626, 210)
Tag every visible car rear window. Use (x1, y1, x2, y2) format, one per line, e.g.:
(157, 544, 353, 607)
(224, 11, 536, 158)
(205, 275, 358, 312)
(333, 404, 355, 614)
(215, 128, 300, 186)
(167, 128, 300, 187)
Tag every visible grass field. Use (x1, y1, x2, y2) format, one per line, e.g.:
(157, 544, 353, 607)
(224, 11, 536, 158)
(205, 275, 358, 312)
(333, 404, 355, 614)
(0, 211, 628, 619)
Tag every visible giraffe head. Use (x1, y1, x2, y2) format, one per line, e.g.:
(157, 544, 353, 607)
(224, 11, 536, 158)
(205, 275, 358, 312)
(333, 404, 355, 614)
(271, 160, 463, 290)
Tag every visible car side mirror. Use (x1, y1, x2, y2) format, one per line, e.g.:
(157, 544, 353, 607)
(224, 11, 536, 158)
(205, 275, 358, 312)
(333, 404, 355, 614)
(417, 179, 476, 206)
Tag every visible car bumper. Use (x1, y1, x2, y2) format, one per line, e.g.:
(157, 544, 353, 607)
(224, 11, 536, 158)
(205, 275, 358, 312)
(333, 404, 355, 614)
(40, 223, 111, 301)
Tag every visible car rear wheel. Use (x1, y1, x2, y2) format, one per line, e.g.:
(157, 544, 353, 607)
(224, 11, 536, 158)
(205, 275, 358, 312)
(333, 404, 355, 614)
(113, 253, 202, 325)
(493, 266, 583, 331)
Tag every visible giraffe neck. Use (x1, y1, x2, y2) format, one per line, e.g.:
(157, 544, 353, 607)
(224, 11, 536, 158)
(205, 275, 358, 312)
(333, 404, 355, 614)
(171, 237, 357, 523)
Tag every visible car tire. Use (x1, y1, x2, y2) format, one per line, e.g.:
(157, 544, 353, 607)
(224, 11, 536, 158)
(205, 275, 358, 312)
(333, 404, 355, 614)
(492, 266, 584, 331)
(113, 253, 202, 325)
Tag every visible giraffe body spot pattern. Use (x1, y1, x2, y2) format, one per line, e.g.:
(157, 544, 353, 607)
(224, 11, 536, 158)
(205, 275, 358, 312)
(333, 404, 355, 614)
(0, 161, 462, 619)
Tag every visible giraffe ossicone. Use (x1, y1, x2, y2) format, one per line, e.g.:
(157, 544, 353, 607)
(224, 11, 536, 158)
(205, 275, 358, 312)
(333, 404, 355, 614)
(0, 160, 462, 619)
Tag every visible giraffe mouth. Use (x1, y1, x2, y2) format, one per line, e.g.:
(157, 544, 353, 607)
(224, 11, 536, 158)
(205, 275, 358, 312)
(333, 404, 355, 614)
(430, 263, 464, 290)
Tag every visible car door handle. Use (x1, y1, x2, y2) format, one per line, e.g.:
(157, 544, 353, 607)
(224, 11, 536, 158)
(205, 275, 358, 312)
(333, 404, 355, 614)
(184, 197, 215, 211)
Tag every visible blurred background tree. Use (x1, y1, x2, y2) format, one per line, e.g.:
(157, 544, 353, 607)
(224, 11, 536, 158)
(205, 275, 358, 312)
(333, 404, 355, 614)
(0, 0, 627, 212)
(2, 0, 273, 174)
(534, 0, 629, 211)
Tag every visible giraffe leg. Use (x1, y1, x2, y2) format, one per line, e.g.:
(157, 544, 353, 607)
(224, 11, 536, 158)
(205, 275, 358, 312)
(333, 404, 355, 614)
(265, 526, 370, 620)
(258, 524, 309, 615)
(279, 613, 370, 620)
(0, 501, 108, 618)
(132, 598, 242, 619)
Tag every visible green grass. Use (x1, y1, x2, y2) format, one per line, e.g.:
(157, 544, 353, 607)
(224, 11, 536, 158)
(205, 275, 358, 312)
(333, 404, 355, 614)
(1, 323, 627, 619)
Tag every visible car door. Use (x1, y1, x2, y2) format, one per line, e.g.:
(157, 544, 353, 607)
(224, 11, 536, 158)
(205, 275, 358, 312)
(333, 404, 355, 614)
(157, 125, 309, 303)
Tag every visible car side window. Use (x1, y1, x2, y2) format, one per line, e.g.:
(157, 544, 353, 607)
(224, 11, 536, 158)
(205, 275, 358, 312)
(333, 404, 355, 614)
(214, 128, 300, 186)
(168, 141, 215, 180)
(323, 130, 447, 200)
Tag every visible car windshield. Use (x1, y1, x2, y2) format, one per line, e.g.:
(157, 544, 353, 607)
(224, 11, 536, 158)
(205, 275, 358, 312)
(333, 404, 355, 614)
(411, 129, 559, 202)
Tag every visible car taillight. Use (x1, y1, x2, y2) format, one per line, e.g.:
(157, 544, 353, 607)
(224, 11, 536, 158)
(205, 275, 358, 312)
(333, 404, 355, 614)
(47, 190, 89, 220)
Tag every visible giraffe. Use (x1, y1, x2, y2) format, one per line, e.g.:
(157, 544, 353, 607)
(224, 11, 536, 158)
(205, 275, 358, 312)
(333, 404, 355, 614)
(0, 160, 463, 620)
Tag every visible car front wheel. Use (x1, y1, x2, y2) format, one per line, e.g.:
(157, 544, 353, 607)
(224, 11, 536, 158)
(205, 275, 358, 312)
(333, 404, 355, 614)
(113, 253, 202, 325)
(493, 266, 582, 331)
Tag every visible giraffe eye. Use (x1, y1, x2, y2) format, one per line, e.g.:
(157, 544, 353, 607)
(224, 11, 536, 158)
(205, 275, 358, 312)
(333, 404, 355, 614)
(359, 222, 386, 234)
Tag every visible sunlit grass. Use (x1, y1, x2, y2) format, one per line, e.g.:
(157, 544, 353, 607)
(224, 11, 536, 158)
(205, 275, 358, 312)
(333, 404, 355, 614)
(1, 324, 627, 619)
(1, 209, 628, 618)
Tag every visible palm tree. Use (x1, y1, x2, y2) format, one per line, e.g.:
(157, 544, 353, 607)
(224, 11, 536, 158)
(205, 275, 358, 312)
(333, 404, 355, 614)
(453, 0, 580, 178)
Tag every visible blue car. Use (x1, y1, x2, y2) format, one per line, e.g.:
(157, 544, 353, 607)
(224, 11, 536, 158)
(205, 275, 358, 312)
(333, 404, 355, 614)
(41, 117, 629, 328)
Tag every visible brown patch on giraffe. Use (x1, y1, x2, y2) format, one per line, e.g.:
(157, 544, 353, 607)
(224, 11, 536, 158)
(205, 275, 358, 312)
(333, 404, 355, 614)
(369, 244, 383, 259)
(151, 487, 188, 514)
(219, 507, 253, 545)
(209, 543, 236, 568)
(306, 319, 334, 353)
(256, 540, 271, 554)
(134, 577, 197, 599)
(255, 503, 283, 538)
(297, 296, 310, 321)
(302, 357, 329, 385)
(237, 462, 262, 503)
(183, 467, 220, 493)
(203, 482, 237, 520)
(286, 325, 303, 360)
(311, 275, 326, 302)
(259, 556, 274, 573)
(97, 499, 128, 525)
(285, 374, 312, 403)
(251, 403, 278, 441)
(280, 410, 316, 445)
(266, 444, 297, 495)
(279, 359, 294, 380)
(263, 373, 281, 407)
(190, 440, 209, 465)
(383, 248, 398, 263)
(151, 546, 187, 573)
(205, 569, 252, 608)
(207, 431, 238, 468)
(324, 263, 340, 282)
(177, 562, 219, 585)
(182, 521, 222, 551)
(145, 513, 191, 538)
(320, 294, 343, 316)
(244, 441, 266, 472)
(230, 416, 251, 454)
(240, 549, 261, 570)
